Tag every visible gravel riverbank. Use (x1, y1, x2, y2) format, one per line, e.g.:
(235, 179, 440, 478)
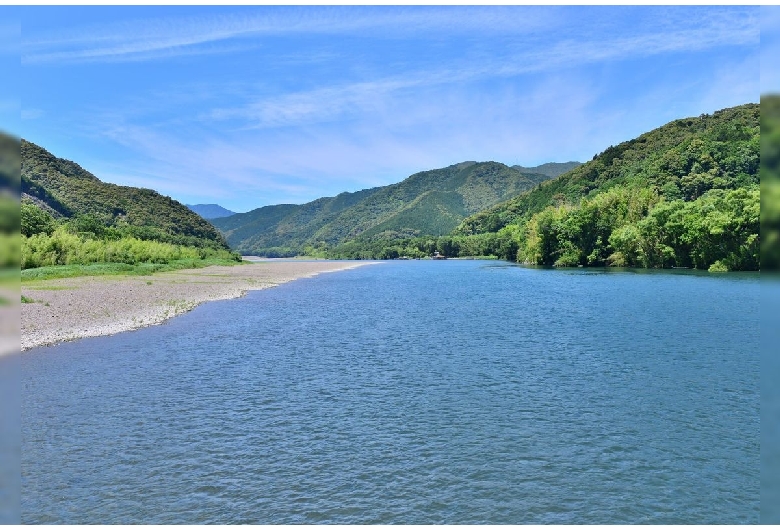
(21, 260, 377, 352)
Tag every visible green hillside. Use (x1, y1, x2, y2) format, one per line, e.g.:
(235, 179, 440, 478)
(213, 188, 377, 256)
(212, 161, 553, 256)
(452, 103, 759, 270)
(21, 140, 239, 273)
(458, 104, 758, 236)
(22, 140, 229, 250)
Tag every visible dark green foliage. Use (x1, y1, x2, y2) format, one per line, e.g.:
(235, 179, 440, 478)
(447, 103, 760, 271)
(520, 186, 659, 267)
(517, 185, 758, 270)
(21, 201, 55, 237)
(20, 140, 243, 272)
(761, 95, 780, 270)
(314, 229, 515, 261)
(22, 139, 230, 251)
(213, 160, 554, 256)
(457, 104, 759, 236)
(763, 96, 780, 177)
(289, 104, 759, 269)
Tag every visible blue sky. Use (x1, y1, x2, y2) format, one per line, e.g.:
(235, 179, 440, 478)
(13, 6, 759, 213)
(763, 6, 780, 94)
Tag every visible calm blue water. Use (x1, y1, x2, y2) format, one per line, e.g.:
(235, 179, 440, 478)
(21, 260, 760, 524)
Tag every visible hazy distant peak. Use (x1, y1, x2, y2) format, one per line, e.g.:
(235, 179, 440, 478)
(187, 204, 237, 219)
(512, 161, 582, 178)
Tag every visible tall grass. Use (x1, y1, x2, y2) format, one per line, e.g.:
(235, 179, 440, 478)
(22, 227, 241, 271)
(21, 258, 247, 281)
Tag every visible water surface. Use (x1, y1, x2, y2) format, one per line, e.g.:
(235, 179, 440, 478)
(21, 261, 760, 523)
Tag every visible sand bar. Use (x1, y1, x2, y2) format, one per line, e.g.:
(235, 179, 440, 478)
(21, 260, 378, 352)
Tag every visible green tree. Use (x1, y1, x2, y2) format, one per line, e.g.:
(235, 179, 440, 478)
(21, 202, 56, 237)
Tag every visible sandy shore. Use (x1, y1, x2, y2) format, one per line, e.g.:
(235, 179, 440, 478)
(21, 260, 378, 352)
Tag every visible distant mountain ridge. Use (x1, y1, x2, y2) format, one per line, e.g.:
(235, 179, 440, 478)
(212, 160, 569, 256)
(21, 140, 230, 250)
(513, 161, 581, 178)
(186, 204, 236, 219)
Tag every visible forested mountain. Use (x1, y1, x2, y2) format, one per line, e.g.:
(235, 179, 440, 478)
(458, 104, 758, 236)
(20, 102, 757, 271)
(212, 161, 555, 256)
(512, 161, 581, 178)
(186, 204, 236, 219)
(22, 140, 230, 251)
(446, 103, 759, 270)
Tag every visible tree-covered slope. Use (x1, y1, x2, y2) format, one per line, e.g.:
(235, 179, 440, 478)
(457, 104, 759, 236)
(22, 140, 230, 250)
(213, 161, 554, 256)
(213, 187, 378, 255)
(450, 103, 759, 271)
(312, 162, 550, 242)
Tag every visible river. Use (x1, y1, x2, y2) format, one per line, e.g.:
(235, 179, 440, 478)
(21, 260, 760, 523)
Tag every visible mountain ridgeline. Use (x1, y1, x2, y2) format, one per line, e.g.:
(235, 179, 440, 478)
(511, 161, 581, 178)
(19, 102, 759, 272)
(22, 140, 229, 251)
(186, 204, 237, 219)
(212, 161, 570, 257)
(446, 103, 758, 271)
(228, 103, 757, 269)
(21, 140, 239, 271)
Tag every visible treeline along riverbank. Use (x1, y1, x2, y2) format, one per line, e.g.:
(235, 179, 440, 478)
(236, 104, 759, 272)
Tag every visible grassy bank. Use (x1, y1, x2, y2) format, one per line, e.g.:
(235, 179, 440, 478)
(21, 257, 248, 282)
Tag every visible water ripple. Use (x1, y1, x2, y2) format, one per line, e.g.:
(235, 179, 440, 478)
(22, 261, 760, 524)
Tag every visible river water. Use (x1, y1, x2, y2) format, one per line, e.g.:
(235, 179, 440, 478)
(21, 260, 760, 523)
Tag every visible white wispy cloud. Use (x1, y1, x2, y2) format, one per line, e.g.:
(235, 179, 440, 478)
(24, 6, 756, 66)
(83, 73, 615, 210)
(22, 5, 760, 212)
(92, 122, 333, 201)
(22, 6, 556, 65)
(203, 8, 758, 131)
